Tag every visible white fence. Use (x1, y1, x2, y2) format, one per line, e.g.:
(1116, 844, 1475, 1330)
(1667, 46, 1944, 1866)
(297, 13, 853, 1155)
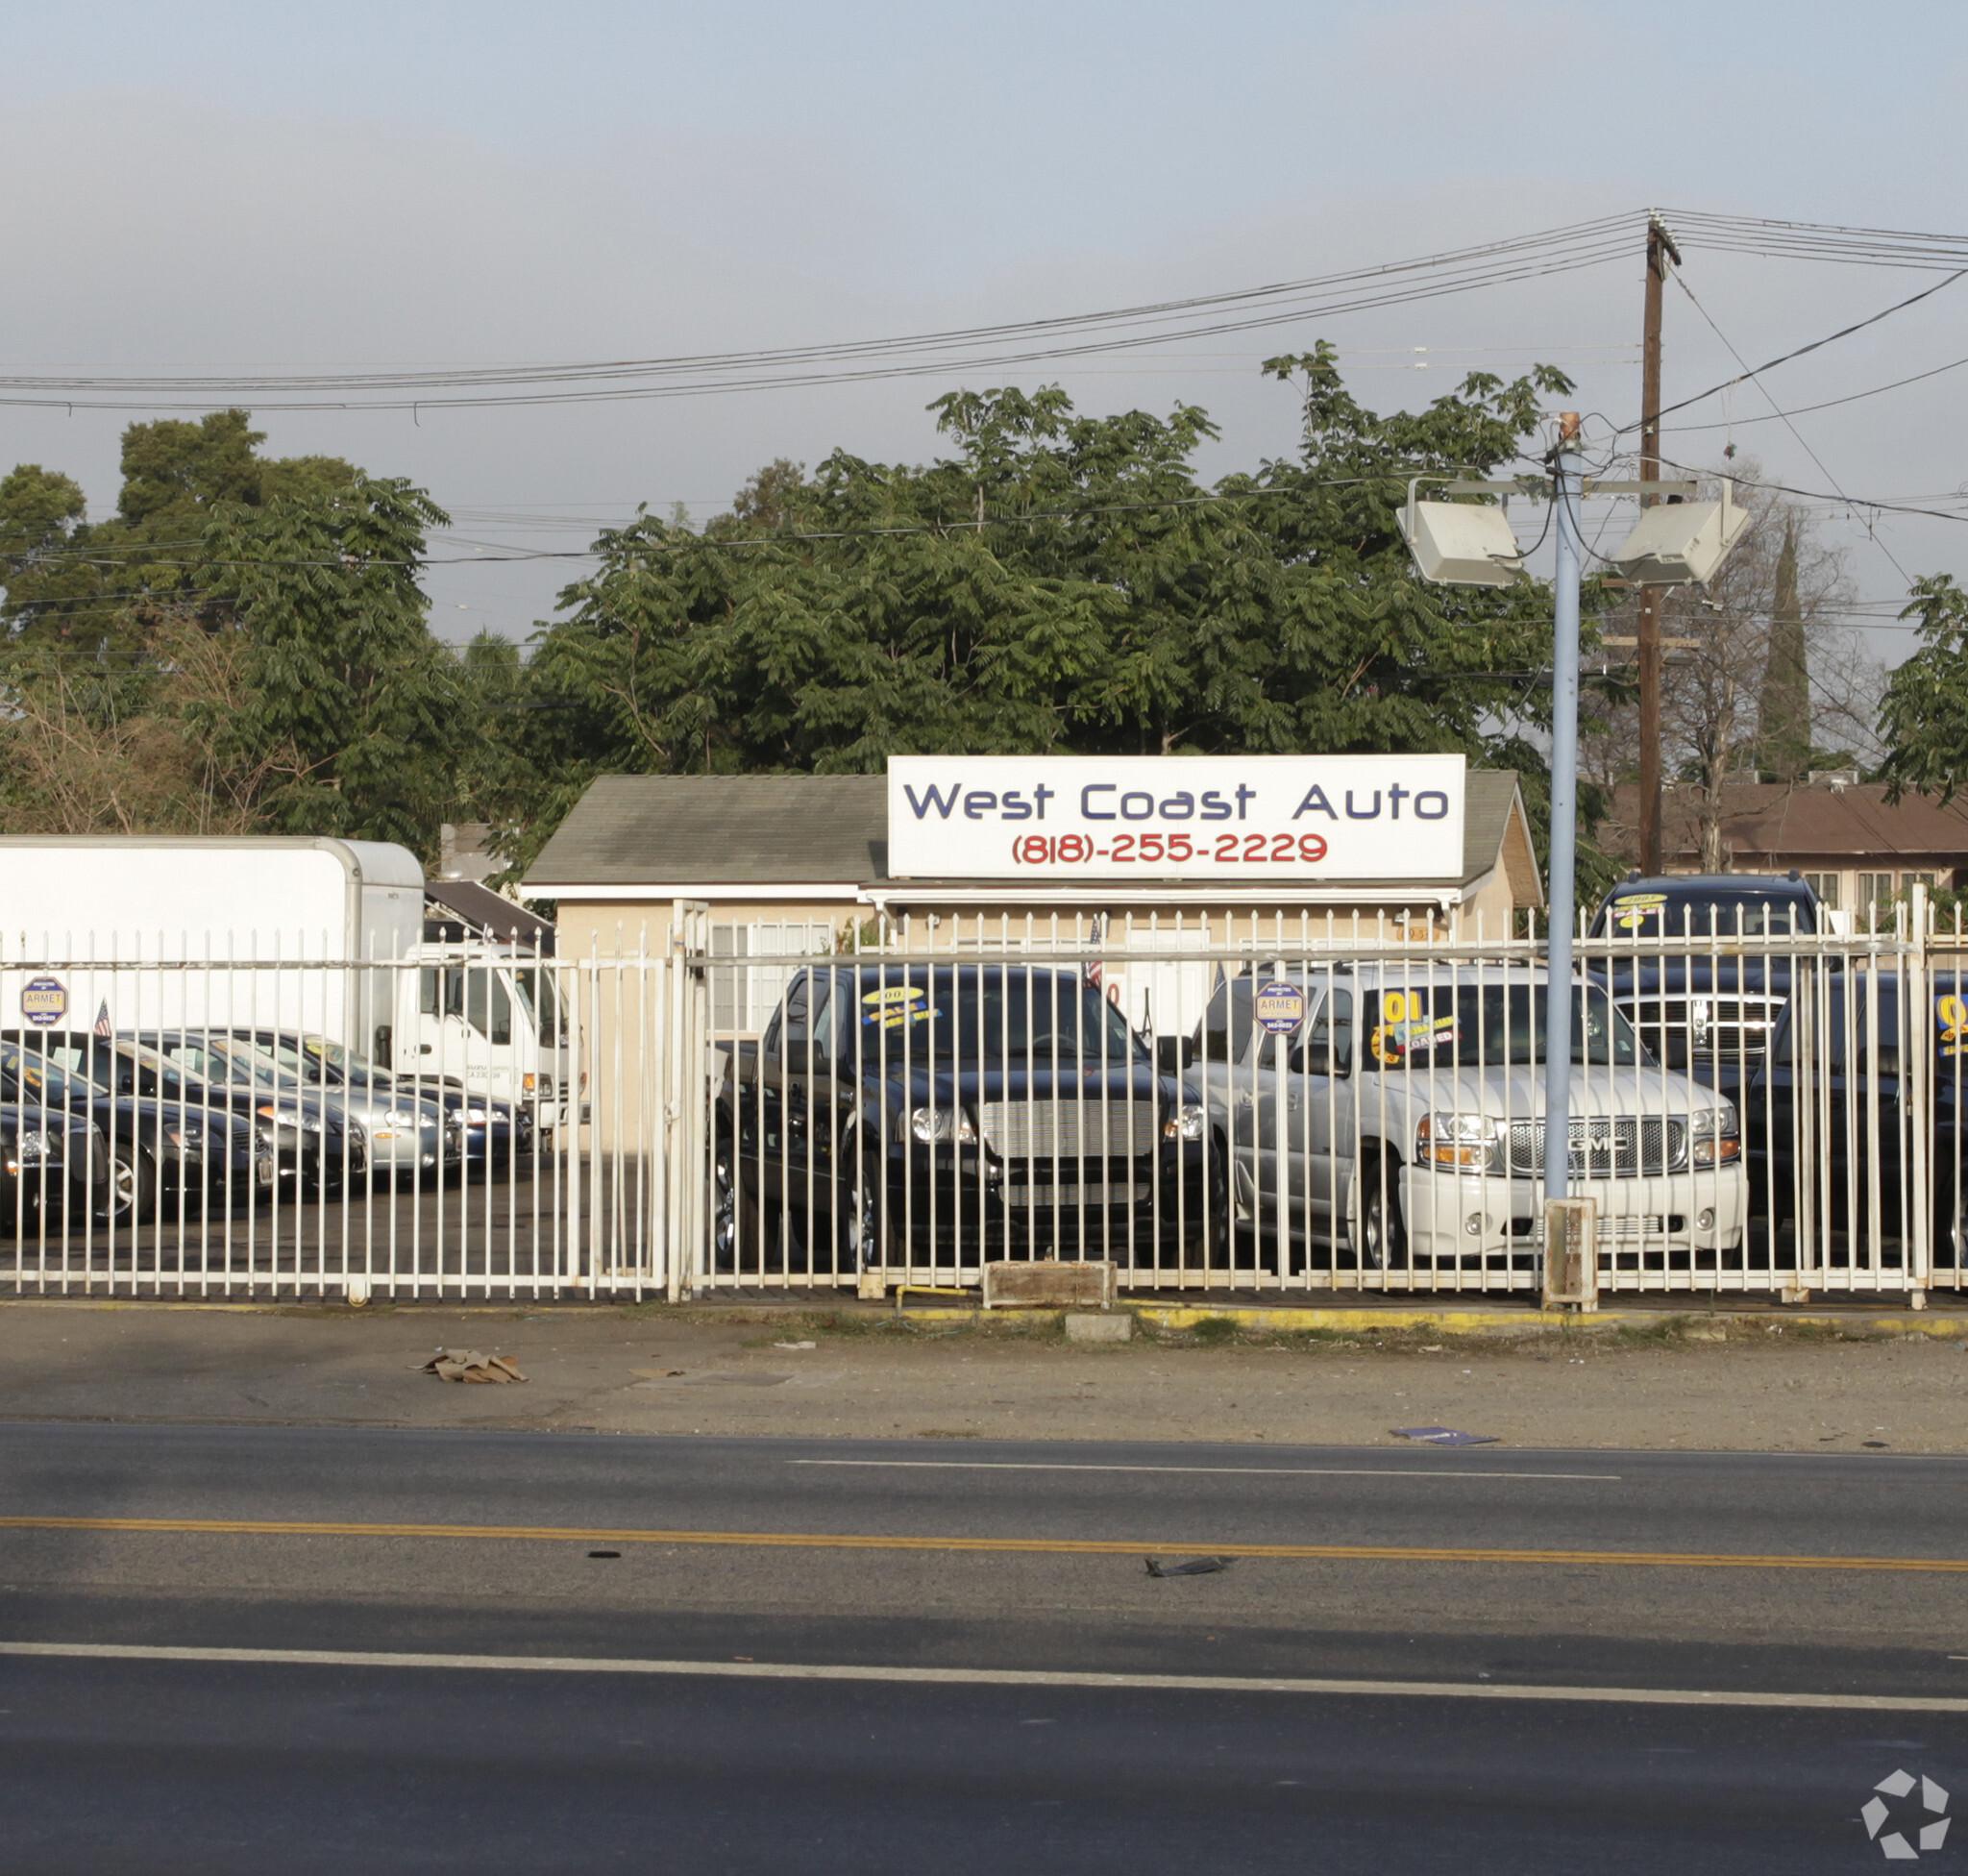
(1, 901, 1962, 1302)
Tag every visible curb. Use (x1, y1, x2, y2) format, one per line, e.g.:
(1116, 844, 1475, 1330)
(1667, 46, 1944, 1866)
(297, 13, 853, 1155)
(1, 1296, 1963, 1339)
(898, 1302, 1968, 1339)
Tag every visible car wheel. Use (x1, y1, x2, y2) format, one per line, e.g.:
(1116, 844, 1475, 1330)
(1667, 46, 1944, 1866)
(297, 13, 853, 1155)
(103, 1147, 155, 1226)
(1203, 1138, 1264, 1271)
(1360, 1167, 1408, 1272)
(711, 1131, 746, 1272)
(835, 1137, 896, 1277)
(1937, 1176, 1968, 1269)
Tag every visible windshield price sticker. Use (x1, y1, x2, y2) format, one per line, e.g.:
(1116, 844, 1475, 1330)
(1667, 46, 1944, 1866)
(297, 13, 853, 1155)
(1939, 994, 1968, 1058)
(1370, 989, 1460, 1065)
(888, 754, 1464, 880)
(861, 985, 930, 1029)
(1611, 893, 1668, 930)
(1254, 980, 1307, 1035)
(20, 976, 66, 1029)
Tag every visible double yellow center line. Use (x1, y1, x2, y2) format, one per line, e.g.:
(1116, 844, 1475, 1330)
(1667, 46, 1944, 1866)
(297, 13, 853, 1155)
(1, 1516, 1963, 1573)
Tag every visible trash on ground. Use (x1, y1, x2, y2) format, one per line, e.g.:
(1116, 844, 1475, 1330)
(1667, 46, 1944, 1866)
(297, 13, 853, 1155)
(774, 1341, 817, 1350)
(1144, 1556, 1236, 1577)
(419, 1348, 527, 1384)
(1390, 1425, 1498, 1446)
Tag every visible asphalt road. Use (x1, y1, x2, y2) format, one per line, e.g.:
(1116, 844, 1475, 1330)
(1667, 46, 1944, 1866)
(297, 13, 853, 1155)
(5, 1423, 1966, 1872)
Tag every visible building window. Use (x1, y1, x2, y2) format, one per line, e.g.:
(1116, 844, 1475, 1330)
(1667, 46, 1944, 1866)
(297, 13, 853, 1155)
(1904, 871, 1937, 895)
(1803, 872, 1840, 909)
(1858, 872, 1897, 906)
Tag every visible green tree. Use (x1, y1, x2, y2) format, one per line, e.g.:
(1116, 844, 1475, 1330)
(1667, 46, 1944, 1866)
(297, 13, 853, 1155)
(194, 472, 463, 855)
(1880, 574, 1968, 802)
(518, 351, 1587, 874)
(1759, 515, 1811, 780)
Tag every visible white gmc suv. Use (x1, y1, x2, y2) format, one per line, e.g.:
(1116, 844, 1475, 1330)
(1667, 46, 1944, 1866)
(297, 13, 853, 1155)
(1192, 964, 1746, 1271)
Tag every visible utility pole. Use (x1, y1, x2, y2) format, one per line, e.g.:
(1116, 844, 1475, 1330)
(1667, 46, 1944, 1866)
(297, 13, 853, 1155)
(1636, 211, 1681, 873)
(1544, 414, 1585, 1207)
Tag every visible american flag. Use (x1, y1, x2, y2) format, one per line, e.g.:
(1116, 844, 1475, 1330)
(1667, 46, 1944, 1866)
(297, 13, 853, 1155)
(93, 1000, 112, 1041)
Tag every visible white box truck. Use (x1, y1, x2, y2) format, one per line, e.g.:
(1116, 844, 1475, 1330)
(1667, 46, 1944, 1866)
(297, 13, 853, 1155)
(0, 837, 570, 1125)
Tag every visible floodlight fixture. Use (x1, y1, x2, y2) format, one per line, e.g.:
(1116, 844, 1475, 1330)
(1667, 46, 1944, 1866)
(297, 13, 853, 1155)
(1609, 480, 1749, 586)
(1397, 478, 1525, 587)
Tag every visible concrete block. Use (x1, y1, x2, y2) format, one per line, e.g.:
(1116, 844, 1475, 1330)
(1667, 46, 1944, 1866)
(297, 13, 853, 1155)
(983, 1260, 1116, 1309)
(1065, 1311, 1132, 1344)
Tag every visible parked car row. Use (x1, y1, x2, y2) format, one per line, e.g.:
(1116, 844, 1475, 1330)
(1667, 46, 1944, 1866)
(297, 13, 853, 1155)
(717, 941, 1968, 1279)
(713, 960, 1742, 1275)
(0, 1025, 532, 1231)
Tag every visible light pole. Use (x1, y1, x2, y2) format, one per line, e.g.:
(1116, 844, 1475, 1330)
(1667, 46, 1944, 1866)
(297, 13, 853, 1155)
(1397, 423, 1741, 1294)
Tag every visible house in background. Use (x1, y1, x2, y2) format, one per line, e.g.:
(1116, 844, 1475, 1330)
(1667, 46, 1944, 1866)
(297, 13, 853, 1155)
(1602, 775, 1968, 915)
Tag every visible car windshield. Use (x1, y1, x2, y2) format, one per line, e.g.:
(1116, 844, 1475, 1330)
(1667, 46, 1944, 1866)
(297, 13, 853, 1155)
(151, 1037, 288, 1089)
(1597, 890, 1808, 938)
(234, 1035, 386, 1089)
(0, 1041, 90, 1106)
(1363, 983, 1639, 1069)
(847, 969, 1145, 1066)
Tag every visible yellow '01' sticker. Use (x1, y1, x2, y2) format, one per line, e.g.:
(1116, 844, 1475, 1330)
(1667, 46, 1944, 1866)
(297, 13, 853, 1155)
(862, 985, 929, 1027)
(1938, 993, 1968, 1058)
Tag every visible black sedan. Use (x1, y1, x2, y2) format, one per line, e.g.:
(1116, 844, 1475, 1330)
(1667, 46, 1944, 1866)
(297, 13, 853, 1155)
(1, 1034, 274, 1222)
(0, 1096, 102, 1237)
(211, 1029, 530, 1177)
(21, 1033, 360, 1200)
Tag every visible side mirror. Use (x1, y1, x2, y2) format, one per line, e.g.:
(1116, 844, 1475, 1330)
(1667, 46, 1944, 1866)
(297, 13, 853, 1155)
(1157, 1035, 1196, 1074)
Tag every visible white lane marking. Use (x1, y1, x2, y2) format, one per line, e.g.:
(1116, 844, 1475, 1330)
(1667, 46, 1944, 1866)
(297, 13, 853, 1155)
(788, 1461, 1621, 1481)
(0, 1642, 1956, 1711)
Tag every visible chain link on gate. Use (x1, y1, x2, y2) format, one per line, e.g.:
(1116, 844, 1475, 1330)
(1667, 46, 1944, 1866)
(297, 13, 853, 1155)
(0, 895, 1957, 1302)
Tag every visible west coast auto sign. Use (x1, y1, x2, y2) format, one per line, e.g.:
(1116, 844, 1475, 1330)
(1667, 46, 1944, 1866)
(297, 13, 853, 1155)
(886, 754, 1465, 880)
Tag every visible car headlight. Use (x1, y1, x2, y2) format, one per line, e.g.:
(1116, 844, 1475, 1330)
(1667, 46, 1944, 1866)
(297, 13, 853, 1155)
(1689, 1105, 1741, 1165)
(380, 1109, 426, 1127)
(524, 1074, 554, 1098)
(1163, 1102, 1207, 1142)
(15, 1128, 52, 1163)
(910, 1106, 976, 1145)
(257, 1105, 324, 1133)
(164, 1123, 207, 1149)
(1416, 1112, 1504, 1173)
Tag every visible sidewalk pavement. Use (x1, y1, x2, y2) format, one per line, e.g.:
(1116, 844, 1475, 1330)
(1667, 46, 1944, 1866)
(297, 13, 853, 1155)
(0, 1296, 1963, 1452)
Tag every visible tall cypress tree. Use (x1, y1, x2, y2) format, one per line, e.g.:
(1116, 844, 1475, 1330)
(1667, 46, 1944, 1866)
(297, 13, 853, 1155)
(1759, 515, 1810, 780)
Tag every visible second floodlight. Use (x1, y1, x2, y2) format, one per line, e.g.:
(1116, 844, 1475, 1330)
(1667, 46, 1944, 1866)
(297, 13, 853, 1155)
(1610, 481, 1749, 585)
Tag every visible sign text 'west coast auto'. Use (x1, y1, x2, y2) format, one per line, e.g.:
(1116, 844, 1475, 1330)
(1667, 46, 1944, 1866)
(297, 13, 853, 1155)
(886, 755, 1465, 880)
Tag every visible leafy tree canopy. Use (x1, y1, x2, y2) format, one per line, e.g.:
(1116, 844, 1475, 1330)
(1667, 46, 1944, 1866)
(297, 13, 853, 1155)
(1879, 574, 1968, 802)
(518, 352, 1574, 869)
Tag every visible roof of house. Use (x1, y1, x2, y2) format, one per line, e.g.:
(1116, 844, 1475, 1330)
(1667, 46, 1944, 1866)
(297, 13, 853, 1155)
(524, 769, 1537, 899)
(1602, 781, 1968, 867)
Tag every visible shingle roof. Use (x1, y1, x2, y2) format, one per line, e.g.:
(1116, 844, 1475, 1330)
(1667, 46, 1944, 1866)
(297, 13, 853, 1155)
(526, 769, 1529, 892)
(1603, 781, 1968, 866)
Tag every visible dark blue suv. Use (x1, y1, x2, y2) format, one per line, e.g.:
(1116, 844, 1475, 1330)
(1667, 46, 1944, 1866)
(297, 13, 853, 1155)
(1588, 874, 1820, 1098)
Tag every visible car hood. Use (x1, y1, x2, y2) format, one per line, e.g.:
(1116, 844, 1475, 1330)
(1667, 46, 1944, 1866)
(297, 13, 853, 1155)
(1363, 1064, 1728, 1120)
(1591, 955, 1799, 995)
(866, 1064, 1181, 1109)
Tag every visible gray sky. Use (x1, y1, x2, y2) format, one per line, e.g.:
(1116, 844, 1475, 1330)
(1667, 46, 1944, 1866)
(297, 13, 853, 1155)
(3, 0, 1964, 661)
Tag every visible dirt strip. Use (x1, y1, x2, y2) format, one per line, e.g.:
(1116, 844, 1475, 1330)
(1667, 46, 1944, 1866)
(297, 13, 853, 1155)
(0, 1299, 1963, 1452)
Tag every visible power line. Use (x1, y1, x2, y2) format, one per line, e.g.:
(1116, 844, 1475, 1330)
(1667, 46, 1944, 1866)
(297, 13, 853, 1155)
(0, 215, 1641, 412)
(1614, 267, 1968, 434)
